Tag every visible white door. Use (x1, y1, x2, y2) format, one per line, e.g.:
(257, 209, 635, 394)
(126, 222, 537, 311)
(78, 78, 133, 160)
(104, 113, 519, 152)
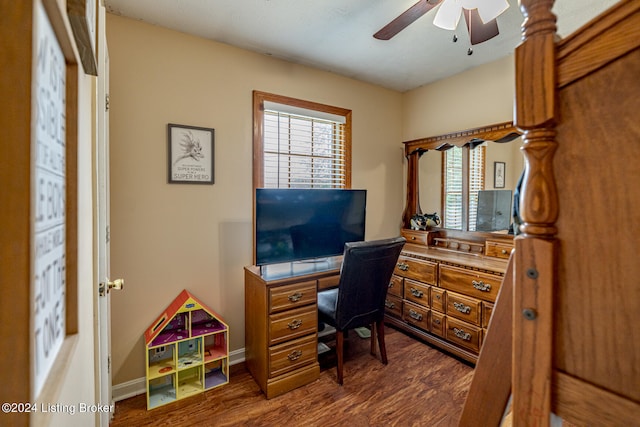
(96, 39, 120, 425)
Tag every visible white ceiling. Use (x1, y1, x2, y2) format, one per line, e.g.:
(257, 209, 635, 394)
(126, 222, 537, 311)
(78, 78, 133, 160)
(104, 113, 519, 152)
(103, 0, 619, 92)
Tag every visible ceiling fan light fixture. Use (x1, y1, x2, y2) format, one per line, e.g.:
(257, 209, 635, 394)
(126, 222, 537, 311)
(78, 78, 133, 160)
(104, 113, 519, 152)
(476, 0, 509, 23)
(433, 0, 509, 30)
(433, 0, 462, 30)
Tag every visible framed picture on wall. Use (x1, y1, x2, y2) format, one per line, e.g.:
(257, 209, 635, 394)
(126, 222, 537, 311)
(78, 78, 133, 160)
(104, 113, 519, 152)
(494, 161, 505, 188)
(168, 123, 215, 184)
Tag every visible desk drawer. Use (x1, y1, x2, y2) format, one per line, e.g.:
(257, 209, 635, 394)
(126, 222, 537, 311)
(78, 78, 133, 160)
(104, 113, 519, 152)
(446, 291, 482, 326)
(317, 275, 340, 291)
(269, 305, 317, 345)
(269, 334, 317, 378)
(269, 281, 317, 314)
(439, 265, 502, 302)
(395, 256, 437, 284)
(446, 317, 482, 353)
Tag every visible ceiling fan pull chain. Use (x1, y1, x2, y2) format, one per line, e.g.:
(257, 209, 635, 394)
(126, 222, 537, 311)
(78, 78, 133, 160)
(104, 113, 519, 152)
(467, 9, 473, 55)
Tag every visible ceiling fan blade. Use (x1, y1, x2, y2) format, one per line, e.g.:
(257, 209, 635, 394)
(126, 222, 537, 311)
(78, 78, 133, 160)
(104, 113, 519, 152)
(374, 0, 442, 40)
(463, 8, 500, 45)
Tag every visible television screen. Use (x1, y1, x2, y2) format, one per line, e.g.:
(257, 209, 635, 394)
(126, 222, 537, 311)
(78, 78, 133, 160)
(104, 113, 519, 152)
(255, 188, 366, 266)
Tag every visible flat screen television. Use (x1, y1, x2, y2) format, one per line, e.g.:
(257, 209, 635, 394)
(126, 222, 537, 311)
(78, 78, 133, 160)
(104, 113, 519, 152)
(255, 188, 366, 266)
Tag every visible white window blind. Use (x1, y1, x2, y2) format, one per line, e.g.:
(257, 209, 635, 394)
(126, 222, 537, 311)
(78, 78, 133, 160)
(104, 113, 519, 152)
(444, 147, 463, 229)
(263, 109, 347, 188)
(443, 146, 485, 230)
(468, 146, 485, 231)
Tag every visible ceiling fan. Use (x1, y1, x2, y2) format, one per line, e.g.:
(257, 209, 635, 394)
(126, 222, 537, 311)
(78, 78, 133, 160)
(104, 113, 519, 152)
(374, 0, 510, 46)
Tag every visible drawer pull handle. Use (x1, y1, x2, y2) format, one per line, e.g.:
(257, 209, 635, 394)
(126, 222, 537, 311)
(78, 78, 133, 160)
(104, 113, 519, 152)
(388, 281, 394, 288)
(501, 249, 508, 254)
(435, 295, 441, 300)
(408, 309, 422, 321)
(287, 350, 303, 361)
(433, 318, 441, 325)
(385, 300, 395, 309)
(287, 319, 302, 330)
(410, 288, 424, 298)
(453, 302, 471, 314)
(288, 292, 303, 302)
(472, 280, 491, 292)
(397, 262, 409, 271)
(453, 327, 472, 341)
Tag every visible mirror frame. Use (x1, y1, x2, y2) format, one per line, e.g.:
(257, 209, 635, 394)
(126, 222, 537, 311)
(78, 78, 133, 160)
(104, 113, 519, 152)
(402, 121, 522, 229)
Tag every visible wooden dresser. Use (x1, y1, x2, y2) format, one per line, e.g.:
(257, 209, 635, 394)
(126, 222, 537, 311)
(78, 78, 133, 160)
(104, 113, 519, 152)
(385, 228, 511, 363)
(244, 260, 340, 398)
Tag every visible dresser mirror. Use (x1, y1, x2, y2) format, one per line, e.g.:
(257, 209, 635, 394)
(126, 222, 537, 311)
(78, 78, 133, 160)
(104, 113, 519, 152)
(402, 122, 523, 235)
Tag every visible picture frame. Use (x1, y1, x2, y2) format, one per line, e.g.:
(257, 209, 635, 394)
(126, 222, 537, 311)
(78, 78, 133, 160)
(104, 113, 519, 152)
(494, 161, 506, 188)
(168, 124, 215, 184)
(67, 0, 98, 75)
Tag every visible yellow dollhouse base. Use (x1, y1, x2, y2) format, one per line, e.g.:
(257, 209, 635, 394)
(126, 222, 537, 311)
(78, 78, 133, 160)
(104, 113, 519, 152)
(144, 290, 229, 410)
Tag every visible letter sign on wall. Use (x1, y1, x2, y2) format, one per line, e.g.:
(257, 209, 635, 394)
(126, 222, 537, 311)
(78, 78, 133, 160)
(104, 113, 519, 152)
(32, 2, 67, 398)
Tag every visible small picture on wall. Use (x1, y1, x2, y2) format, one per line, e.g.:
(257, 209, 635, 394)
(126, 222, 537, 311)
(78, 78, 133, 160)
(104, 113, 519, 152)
(494, 161, 505, 188)
(168, 123, 214, 184)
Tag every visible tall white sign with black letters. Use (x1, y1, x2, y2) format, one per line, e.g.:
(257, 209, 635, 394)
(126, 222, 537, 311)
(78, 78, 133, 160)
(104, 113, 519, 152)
(32, 2, 67, 399)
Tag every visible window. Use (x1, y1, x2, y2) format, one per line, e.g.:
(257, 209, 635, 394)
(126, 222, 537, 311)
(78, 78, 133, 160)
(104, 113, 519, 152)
(442, 145, 485, 230)
(253, 91, 352, 189)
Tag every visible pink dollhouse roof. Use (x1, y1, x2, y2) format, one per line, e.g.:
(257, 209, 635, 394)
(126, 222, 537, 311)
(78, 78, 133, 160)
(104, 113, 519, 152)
(144, 289, 227, 346)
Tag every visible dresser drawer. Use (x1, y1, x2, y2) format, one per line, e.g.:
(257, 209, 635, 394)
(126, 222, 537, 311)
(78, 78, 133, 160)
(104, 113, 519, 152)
(388, 275, 403, 298)
(482, 302, 494, 328)
(431, 288, 446, 312)
(269, 281, 317, 314)
(404, 279, 430, 308)
(430, 310, 445, 337)
(446, 317, 482, 353)
(395, 256, 437, 284)
(269, 334, 317, 378)
(384, 294, 403, 318)
(485, 241, 513, 259)
(439, 265, 502, 302)
(403, 301, 430, 332)
(401, 229, 428, 245)
(269, 305, 317, 345)
(446, 291, 482, 326)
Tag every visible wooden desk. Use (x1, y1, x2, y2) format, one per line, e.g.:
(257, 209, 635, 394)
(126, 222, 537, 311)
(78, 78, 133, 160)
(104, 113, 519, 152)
(244, 259, 340, 399)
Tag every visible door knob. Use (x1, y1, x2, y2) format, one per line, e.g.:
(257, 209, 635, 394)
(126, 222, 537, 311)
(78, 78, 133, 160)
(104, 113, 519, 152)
(99, 278, 124, 296)
(109, 278, 124, 291)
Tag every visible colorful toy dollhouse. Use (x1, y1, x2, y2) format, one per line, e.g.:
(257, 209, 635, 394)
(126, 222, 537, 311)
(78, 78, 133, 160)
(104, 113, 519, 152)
(144, 289, 229, 409)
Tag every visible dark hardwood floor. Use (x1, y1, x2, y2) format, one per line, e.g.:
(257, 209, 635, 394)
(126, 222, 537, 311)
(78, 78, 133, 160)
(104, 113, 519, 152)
(110, 326, 474, 426)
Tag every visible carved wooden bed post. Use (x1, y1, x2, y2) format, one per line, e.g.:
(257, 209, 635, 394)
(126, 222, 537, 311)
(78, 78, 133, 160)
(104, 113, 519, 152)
(513, 0, 558, 424)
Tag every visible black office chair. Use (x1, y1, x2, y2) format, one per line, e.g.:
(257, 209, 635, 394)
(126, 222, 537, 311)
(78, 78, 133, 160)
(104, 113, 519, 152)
(317, 236, 406, 385)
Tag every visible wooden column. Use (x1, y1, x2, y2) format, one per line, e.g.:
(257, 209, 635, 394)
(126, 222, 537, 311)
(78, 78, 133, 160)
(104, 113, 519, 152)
(513, 0, 558, 425)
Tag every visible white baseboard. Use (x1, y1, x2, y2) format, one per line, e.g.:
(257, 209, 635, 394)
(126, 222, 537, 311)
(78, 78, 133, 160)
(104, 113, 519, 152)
(112, 347, 246, 402)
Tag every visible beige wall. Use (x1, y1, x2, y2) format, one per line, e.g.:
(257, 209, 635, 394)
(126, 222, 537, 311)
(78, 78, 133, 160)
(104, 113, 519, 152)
(404, 55, 519, 220)
(106, 14, 404, 385)
(402, 55, 515, 140)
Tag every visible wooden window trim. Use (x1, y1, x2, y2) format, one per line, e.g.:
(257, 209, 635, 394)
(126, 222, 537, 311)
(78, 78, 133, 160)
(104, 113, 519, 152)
(252, 90, 352, 190)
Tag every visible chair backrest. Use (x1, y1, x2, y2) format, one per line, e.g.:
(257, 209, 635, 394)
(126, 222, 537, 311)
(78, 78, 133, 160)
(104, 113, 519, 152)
(334, 236, 406, 330)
